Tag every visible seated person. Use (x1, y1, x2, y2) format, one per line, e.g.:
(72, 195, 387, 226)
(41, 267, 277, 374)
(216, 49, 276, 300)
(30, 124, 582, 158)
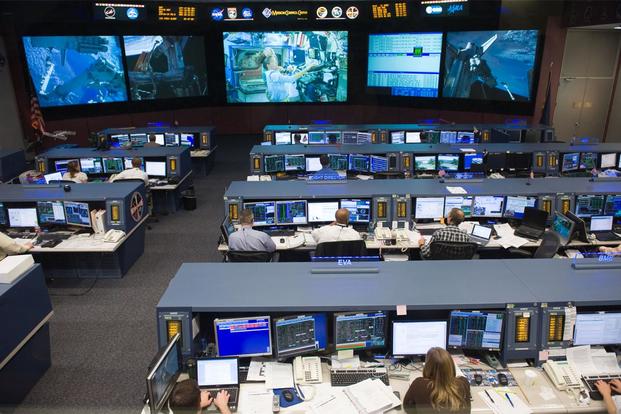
(310, 154, 341, 180)
(403, 347, 471, 413)
(0, 232, 33, 261)
(228, 209, 276, 253)
(596, 379, 621, 414)
(312, 208, 361, 244)
(109, 157, 149, 185)
(62, 160, 88, 183)
(169, 379, 231, 414)
(600, 244, 621, 254)
(144, 134, 161, 148)
(418, 208, 469, 259)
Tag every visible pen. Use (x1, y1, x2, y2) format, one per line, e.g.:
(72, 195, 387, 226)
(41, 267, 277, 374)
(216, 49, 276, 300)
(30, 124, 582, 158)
(484, 390, 495, 404)
(505, 393, 514, 408)
(316, 395, 336, 408)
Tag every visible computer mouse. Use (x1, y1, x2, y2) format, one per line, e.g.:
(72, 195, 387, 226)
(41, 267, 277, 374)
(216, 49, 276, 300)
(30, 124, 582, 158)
(282, 390, 295, 402)
(474, 373, 483, 385)
(280, 238, 285, 243)
(498, 373, 508, 386)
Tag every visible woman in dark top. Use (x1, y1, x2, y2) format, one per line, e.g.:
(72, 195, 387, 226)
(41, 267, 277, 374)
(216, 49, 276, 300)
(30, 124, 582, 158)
(403, 347, 471, 413)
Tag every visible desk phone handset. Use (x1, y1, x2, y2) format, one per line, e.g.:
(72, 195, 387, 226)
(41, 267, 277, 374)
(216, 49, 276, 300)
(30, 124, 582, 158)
(293, 356, 322, 384)
(103, 229, 126, 243)
(374, 223, 392, 240)
(543, 360, 581, 390)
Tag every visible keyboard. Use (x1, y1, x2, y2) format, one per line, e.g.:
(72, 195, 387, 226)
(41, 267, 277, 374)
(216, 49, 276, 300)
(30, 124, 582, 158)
(593, 231, 621, 242)
(330, 367, 389, 387)
(515, 226, 544, 239)
(264, 229, 295, 237)
(38, 232, 73, 241)
(583, 374, 621, 400)
(7, 231, 37, 239)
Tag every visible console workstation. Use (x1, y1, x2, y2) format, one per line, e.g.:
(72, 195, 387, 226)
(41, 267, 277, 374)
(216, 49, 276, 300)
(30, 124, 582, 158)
(0, 182, 147, 278)
(34, 147, 192, 214)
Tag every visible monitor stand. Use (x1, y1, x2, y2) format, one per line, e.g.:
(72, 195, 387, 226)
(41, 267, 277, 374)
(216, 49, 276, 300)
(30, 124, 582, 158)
(357, 350, 381, 363)
(482, 352, 502, 369)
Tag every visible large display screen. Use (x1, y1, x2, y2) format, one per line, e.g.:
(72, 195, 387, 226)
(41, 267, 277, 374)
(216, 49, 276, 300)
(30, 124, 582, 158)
(22, 36, 128, 107)
(123, 36, 207, 100)
(443, 30, 539, 102)
(367, 32, 442, 97)
(223, 31, 348, 103)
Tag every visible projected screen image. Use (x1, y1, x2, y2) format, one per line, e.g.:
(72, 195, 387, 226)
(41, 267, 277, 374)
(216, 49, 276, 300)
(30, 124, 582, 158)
(223, 31, 348, 103)
(367, 32, 442, 98)
(443, 30, 539, 102)
(22, 36, 128, 107)
(123, 36, 207, 101)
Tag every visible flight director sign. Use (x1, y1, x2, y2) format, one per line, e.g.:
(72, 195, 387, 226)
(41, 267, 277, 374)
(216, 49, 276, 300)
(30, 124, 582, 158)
(422, 2, 469, 17)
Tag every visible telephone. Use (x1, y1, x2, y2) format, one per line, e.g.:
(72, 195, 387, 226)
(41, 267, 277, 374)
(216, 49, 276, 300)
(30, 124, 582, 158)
(374, 223, 392, 240)
(103, 229, 126, 243)
(394, 229, 410, 242)
(543, 360, 581, 390)
(293, 356, 322, 384)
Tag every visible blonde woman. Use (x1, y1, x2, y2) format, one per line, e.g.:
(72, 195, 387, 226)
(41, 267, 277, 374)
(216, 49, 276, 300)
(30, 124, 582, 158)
(62, 160, 88, 183)
(404, 347, 471, 413)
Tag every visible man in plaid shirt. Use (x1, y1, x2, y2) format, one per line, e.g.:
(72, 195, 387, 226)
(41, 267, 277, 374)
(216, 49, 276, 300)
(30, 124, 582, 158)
(418, 208, 469, 258)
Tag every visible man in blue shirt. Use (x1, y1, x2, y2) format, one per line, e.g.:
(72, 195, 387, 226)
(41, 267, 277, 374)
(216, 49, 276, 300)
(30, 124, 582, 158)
(310, 154, 341, 180)
(228, 209, 276, 253)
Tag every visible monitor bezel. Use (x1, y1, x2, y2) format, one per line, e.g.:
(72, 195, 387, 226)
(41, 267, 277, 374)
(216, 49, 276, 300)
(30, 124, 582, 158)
(214, 316, 273, 358)
(334, 310, 388, 352)
(391, 320, 448, 358)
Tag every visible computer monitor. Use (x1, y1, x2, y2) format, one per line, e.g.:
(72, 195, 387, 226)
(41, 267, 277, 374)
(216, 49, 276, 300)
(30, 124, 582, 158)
(349, 155, 370, 172)
(392, 321, 447, 358)
(146, 334, 182, 414)
(7, 208, 38, 228)
(575, 194, 605, 217)
(308, 131, 327, 144)
(37, 201, 66, 225)
(79, 158, 103, 174)
(573, 313, 621, 346)
(604, 195, 621, 217)
(580, 152, 598, 170)
(357, 132, 372, 144)
(292, 133, 308, 144)
(243, 201, 276, 226)
(54, 159, 78, 173)
(305, 157, 322, 172)
(334, 311, 387, 351)
(414, 155, 436, 171)
(485, 153, 507, 172)
(264, 155, 285, 173)
(439, 131, 457, 144)
(444, 196, 473, 218)
(275, 200, 307, 225)
(0, 203, 6, 226)
(220, 216, 236, 244)
(325, 131, 341, 144)
(64, 201, 91, 227)
(590, 216, 613, 232)
(180, 133, 195, 146)
(153, 134, 165, 146)
(308, 201, 339, 223)
(552, 213, 575, 245)
(196, 358, 238, 389)
(448, 311, 504, 351)
(342, 131, 358, 144)
(503, 196, 537, 219)
(124, 157, 145, 170)
(275, 132, 291, 145)
(600, 153, 617, 169)
(110, 134, 130, 146)
(44, 172, 63, 184)
(437, 154, 459, 171)
(425, 130, 440, 144)
(463, 153, 484, 170)
(145, 161, 167, 177)
(391, 131, 405, 144)
(415, 197, 445, 220)
(405, 132, 421, 143)
(164, 133, 180, 146)
(102, 157, 124, 174)
(472, 196, 505, 218)
(507, 152, 531, 171)
(340, 199, 371, 223)
(214, 316, 272, 357)
(284, 155, 305, 172)
(329, 154, 349, 170)
(456, 131, 476, 144)
(273, 314, 328, 358)
(562, 153, 580, 172)
(131, 133, 148, 144)
(565, 211, 589, 243)
(369, 155, 388, 173)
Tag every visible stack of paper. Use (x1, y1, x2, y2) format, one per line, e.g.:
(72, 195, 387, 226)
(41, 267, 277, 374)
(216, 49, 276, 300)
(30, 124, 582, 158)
(310, 379, 400, 414)
(479, 390, 532, 414)
(493, 223, 529, 249)
(264, 362, 294, 389)
(446, 186, 468, 194)
(567, 345, 621, 376)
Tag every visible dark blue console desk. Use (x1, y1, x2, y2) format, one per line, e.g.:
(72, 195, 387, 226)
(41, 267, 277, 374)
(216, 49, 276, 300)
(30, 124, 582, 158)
(0, 149, 27, 182)
(0, 264, 52, 405)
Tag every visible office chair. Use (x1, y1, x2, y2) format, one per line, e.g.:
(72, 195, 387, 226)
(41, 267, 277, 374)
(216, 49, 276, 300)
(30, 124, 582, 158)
(112, 178, 157, 229)
(49, 180, 77, 184)
(226, 251, 273, 262)
(428, 241, 478, 260)
(373, 172, 405, 180)
(315, 240, 367, 257)
(508, 231, 561, 259)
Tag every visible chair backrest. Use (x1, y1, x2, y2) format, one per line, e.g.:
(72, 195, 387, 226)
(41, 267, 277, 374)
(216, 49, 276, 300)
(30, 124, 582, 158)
(429, 241, 478, 260)
(112, 178, 146, 184)
(315, 240, 367, 257)
(49, 180, 76, 184)
(226, 250, 273, 262)
(533, 231, 561, 258)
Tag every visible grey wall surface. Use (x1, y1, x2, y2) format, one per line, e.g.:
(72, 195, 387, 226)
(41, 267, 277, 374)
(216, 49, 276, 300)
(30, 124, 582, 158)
(0, 36, 24, 151)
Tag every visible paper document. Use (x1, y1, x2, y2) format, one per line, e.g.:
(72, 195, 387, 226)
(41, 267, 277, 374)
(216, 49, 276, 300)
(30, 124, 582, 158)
(446, 186, 468, 194)
(460, 148, 476, 153)
(563, 307, 577, 341)
(593, 353, 621, 374)
(331, 355, 361, 369)
(247, 175, 259, 181)
(566, 346, 600, 376)
(479, 390, 532, 414)
(247, 358, 268, 382)
(238, 390, 273, 413)
(310, 390, 358, 414)
(264, 362, 294, 390)
(344, 378, 400, 414)
(459, 221, 475, 234)
(493, 223, 529, 249)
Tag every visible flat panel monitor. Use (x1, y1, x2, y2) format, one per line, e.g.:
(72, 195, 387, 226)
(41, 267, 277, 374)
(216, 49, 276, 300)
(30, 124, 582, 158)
(111, 134, 130, 146)
(414, 155, 436, 171)
(124, 157, 145, 170)
(153, 134, 165, 146)
(575, 194, 605, 218)
(369, 155, 388, 173)
(340, 199, 371, 223)
(562, 153, 580, 172)
(472, 196, 505, 218)
(444, 196, 473, 218)
(329, 154, 349, 170)
(573, 313, 621, 346)
(131, 133, 148, 145)
(196, 358, 238, 388)
(145, 161, 167, 177)
(284, 154, 305, 172)
(308, 201, 339, 223)
(146, 334, 182, 414)
(357, 132, 372, 144)
(580, 152, 598, 170)
(64, 201, 91, 227)
(405, 132, 421, 143)
(79, 158, 103, 174)
(425, 130, 441, 144)
(334, 311, 387, 351)
(223, 31, 348, 103)
(600, 153, 617, 169)
(604, 195, 621, 217)
(273, 314, 327, 358)
(292, 133, 308, 144)
(367, 32, 442, 98)
(37, 201, 66, 225)
(552, 213, 575, 245)
(54, 159, 78, 173)
(437, 154, 459, 171)
(463, 153, 484, 170)
(507, 152, 531, 171)
(308, 132, 327, 144)
(214, 316, 272, 357)
(305, 157, 322, 172)
(503, 196, 537, 219)
(415, 197, 445, 220)
(275, 200, 307, 225)
(457, 131, 476, 144)
(8, 208, 38, 228)
(275, 132, 292, 145)
(590, 216, 613, 232)
(264, 155, 284, 173)
(22, 35, 128, 107)
(123, 36, 208, 100)
(391, 131, 405, 144)
(0, 203, 6, 226)
(180, 133, 195, 146)
(443, 30, 539, 102)
(448, 311, 504, 351)
(243, 201, 275, 226)
(325, 131, 341, 144)
(485, 153, 507, 171)
(44, 172, 63, 183)
(102, 157, 124, 174)
(392, 321, 447, 357)
(342, 131, 358, 144)
(566, 211, 589, 243)
(348, 155, 370, 172)
(440, 131, 457, 144)
(165, 133, 180, 146)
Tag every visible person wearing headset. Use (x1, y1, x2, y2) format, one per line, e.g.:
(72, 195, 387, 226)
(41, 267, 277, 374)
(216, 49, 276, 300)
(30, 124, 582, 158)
(227, 209, 276, 253)
(312, 208, 361, 244)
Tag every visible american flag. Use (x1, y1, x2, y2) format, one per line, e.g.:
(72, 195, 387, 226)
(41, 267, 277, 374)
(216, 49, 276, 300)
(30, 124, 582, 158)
(30, 94, 46, 135)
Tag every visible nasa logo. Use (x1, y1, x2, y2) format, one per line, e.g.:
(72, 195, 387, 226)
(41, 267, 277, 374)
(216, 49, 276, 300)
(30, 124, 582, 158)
(242, 8, 253, 19)
(447, 4, 463, 14)
(262, 7, 272, 18)
(338, 259, 352, 266)
(211, 8, 224, 21)
(104, 6, 116, 18)
(126, 7, 139, 20)
(425, 5, 443, 15)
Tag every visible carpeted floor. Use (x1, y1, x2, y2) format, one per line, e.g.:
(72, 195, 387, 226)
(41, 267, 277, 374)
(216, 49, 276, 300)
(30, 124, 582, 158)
(3, 135, 256, 414)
